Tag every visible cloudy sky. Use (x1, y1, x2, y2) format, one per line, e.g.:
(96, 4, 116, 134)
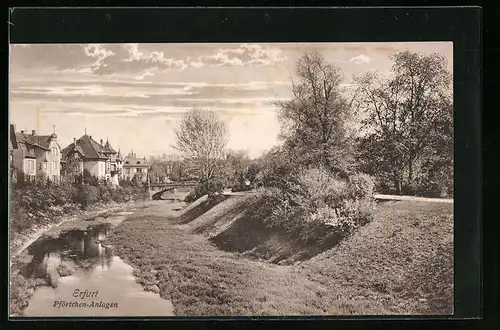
(9, 42, 452, 159)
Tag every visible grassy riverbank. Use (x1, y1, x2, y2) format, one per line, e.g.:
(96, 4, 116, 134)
(108, 198, 453, 316)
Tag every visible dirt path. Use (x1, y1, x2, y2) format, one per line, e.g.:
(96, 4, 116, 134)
(374, 194, 453, 204)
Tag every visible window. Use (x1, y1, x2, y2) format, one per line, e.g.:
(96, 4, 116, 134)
(53, 175, 57, 182)
(52, 161, 56, 171)
(137, 168, 143, 173)
(74, 153, 79, 159)
(52, 147, 58, 156)
(43, 163, 48, 171)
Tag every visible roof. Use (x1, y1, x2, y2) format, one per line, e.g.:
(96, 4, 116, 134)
(15, 133, 51, 151)
(10, 125, 18, 150)
(115, 149, 123, 161)
(123, 156, 150, 168)
(24, 148, 37, 158)
(102, 141, 117, 154)
(62, 134, 108, 160)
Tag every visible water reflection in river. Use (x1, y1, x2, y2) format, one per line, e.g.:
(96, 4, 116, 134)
(21, 216, 174, 317)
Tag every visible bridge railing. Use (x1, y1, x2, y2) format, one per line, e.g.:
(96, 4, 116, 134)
(149, 181, 198, 187)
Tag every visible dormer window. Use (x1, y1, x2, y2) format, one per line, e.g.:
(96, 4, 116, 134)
(136, 161, 140, 165)
(74, 153, 79, 159)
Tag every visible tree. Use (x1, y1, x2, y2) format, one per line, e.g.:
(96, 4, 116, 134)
(246, 162, 261, 182)
(354, 51, 452, 195)
(64, 156, 83, 184)
(149, 160, 167, 182)
(173, 108, 228, 182)
(35, 171, 47, 187)
(224, 149, 251, 181)
(275, 52, 355, 176)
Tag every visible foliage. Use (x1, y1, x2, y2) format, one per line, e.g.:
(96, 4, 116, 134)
(253, 146, 298, 189)
(225, 149, 251, 180)
(354, 51, 453, 196)
(231, 174, 255, 192)
(174, 108, 228, 181)
(185, 177, 226, 203)
(275, 52, 357, 176)
(35, 171, 47, 187)
(252, 167, 375, 235)
(130, 174, 143, 187)
(245, 163, 261, 183)
(10, 175, 149, 236)
(76, 184, 99, 208)
(82, 169, 99, 186)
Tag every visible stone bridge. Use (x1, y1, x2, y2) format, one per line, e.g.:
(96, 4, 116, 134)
(148, 181, 198, 200)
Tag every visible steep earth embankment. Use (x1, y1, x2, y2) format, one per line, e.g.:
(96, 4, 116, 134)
(173, 195, 454, 314)
(109, 194, 453, 315)
(174, 194, 353, 265)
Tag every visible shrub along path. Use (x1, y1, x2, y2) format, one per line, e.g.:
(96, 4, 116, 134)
(108, 197, 453, 316)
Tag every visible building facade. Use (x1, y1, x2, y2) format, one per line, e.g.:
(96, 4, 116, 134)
(122, 152, 150, 182)
(10, 125, 18, 182)
(12, 128, 62, 182)
(61, 134, 122, 185)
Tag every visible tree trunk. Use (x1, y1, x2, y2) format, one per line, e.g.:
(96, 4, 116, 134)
(393, 174, 402, 195)
(407, 160, 414, 193)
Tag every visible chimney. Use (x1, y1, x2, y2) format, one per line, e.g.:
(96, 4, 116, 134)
(21, 130, 24, 134)
(32, 129, 36, 136)
(100, 139, 103, 146)
(74, 138, 76, 147)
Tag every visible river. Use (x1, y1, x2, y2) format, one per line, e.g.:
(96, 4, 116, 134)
(16, 210, 175, 317)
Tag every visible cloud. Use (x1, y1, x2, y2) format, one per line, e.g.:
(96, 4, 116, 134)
(11, 43, 288, 80)
(188, 58, 205, 68)
(197, 43, 287, 67)
(11, 79, 291, 105)
(83, 44, 115, 69)
(89, 44, 188, 76)
(349, 54, 371, 64)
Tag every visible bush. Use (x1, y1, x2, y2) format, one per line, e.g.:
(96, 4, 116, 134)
(10, 173, 151, 237)
(255, 167, 375, 234)
(231, 175, 255, 192)
(185, 177, 225, 203)
(75, 184, 98, 208)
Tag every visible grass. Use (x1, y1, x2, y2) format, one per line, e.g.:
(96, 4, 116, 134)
(108, 197, 453, 316)
(300, 200, 453, 315)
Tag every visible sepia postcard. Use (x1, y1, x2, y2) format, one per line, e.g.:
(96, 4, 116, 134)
(9, 41, 455, 318)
